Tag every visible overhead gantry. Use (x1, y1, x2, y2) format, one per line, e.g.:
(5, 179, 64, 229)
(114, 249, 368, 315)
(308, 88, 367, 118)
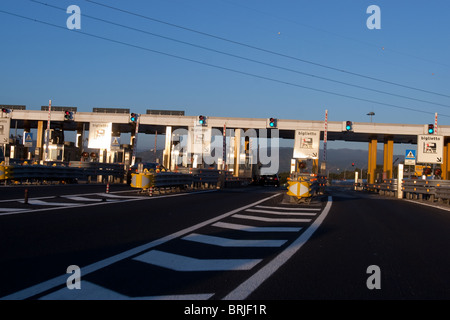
(1, 107, 448, 181)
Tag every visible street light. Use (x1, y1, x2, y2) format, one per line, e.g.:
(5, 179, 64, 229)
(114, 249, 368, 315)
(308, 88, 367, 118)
(367, 112, 375, 122)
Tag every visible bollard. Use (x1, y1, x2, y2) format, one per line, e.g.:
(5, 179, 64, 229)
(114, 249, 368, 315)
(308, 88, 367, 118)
(24, 188, 29, 204)
(106, 183, 110, 194)
(149, 186, 153, 197)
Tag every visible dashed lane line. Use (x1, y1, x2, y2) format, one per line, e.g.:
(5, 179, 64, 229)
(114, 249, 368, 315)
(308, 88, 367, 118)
(232, 213, 311, 223)
(182, 233, 287, 247)
(212, 222, 302, 233)
(133, 250, 263, 271)
(245, 208, 317, 216)
(39, 281, 214, 300)
(255, 205, 321, 211)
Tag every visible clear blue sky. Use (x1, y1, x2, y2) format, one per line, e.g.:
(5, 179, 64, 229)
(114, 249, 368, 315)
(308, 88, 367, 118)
(1, 0, 449, 152)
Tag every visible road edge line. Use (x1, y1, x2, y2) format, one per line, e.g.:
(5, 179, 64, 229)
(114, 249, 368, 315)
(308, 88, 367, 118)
(222, 195, 333, 300)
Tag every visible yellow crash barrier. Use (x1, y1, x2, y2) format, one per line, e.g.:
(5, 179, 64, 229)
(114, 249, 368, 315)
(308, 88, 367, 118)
(287, 180, 312, 198)
(130, 173, 155, 189)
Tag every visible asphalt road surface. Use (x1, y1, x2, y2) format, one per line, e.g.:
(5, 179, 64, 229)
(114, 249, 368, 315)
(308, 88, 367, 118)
(1, 184, 450, 301)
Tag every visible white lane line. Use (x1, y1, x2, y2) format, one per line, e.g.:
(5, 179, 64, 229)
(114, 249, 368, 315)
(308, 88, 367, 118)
(0, 190, 133, 204)
(232, 214, 311, 223)
(182, 233, 287, 247)
(39, 281, 214, 300)
(61, 196, 107, 202)
(1, 192, 280, 300)
(134, 250, 262, 271)
(255, 205, 320, 211)
(18, 199, 80, 206)
(212, 222, 302, 233)
(0, 190, 218, 217)
(223, 196, 333, 300)
(95, 193, 142, 199)
(245, 208, 317, 216)
(0, 208, 27, 212)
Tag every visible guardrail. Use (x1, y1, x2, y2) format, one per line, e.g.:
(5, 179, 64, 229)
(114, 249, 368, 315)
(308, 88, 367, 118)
(367, 179, 398, 197)
(0, 161, 126, 184)
(360, 178, 450, 204)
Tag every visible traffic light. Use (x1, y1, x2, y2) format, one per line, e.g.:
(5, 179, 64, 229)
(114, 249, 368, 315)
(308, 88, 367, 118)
(198, 115, 206, 126)
(352, 162, 355, 167)
(1, 107, 10, 113)
(130, 113, 138, 123)
(268, 117, 277, 128)
(345, 121, 353, 131)
(428, 124, 435, 134)
(64, 110, 74, 121)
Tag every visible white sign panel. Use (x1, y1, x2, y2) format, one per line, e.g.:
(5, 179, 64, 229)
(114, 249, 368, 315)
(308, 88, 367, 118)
(417, 135, 443, 164)
(88, 122, 112, 150)
(0, 117, 10, 144)
(188, 126, 211, 155)
(293, 130, 320, 159)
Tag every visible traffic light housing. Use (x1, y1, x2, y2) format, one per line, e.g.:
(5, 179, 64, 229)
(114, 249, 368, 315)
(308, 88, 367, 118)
(198, 115, 206, 126)
(64, 110, 74, 121)
(345, 121, 353, 131)
(1, 107, 10, 113)
(268, 118, 277, 128)
(130, 113, 138, 123)
(428, 124, 435, 134)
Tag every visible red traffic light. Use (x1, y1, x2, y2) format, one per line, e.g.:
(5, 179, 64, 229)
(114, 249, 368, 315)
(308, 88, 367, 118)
(64, 110, 73, 120)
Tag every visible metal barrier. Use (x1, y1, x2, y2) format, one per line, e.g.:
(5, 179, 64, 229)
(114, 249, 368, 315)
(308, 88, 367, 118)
(176, 168, 221, 189)
(367, 179, 398, 197)
(69, 161, 125, 182)
(402, 179, 450, 201)
(435, 186, 450, 204)
(0, 163, 84, 183)
(361, 178, 450, 205)
(0, 161, 126, 184)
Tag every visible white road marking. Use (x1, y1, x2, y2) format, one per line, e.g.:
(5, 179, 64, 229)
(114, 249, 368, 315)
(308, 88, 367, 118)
(0, 190, 217, 217)
(255, 205, 320, 211)
(133, 250, 262, 271)
(1, 193, 280, 299)
(39, 281, 214, 300)
(223, 196, 333, 300)
(232, 214, 311, 223)
(212, 221, 302, 233)
(245, 208, 317, 216)
(0, 208, 27, 212)
(61, 196, 108, 202)
(19, 199, 80, 206)
(95, 193, 142, 199)
(182, 233, 287, 247)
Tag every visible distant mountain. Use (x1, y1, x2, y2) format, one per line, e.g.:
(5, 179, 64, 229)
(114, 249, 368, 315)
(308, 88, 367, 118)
(136, 147, 404, 173)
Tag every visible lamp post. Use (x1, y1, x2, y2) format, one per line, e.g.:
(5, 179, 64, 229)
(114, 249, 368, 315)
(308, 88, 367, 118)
(367, 112, 375, 123)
